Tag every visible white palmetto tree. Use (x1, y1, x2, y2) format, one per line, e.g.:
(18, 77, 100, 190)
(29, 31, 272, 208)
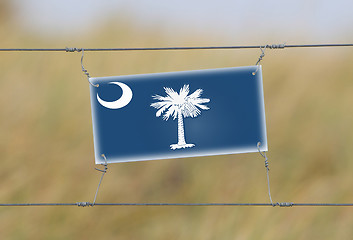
(151, 84, 210, 150)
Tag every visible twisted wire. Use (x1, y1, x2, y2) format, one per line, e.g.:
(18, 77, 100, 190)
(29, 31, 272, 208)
(79, 49, 98, 87)
(92, 154, 108, 206)
(257, 142, 273, 205)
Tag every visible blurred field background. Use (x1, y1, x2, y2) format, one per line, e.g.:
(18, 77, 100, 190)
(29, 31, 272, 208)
(1, 1, 353, 239)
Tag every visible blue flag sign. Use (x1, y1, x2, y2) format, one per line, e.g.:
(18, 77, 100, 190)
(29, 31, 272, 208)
(89, 66, 267, 164)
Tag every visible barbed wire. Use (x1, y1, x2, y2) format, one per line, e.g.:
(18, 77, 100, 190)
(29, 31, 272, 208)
(0, 43, 352, 52)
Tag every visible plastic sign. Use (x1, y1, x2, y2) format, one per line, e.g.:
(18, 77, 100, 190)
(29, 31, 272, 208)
(89, 66, 267, 164)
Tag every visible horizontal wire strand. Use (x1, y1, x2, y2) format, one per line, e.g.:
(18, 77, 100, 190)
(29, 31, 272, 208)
(0, 43, 353, 52)
(1, 203, 353, 207)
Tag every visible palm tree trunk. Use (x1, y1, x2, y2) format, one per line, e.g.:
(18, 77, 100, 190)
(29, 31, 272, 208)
(177, 110, 186, 145)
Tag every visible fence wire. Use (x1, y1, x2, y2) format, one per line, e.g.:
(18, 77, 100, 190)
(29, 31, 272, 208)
(1, 42, 353, 207)
(1, 202, 353, 207)
(0, 43, 353, 52)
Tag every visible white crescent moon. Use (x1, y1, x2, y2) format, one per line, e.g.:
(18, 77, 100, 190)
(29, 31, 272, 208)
(97, 82, 133, 109)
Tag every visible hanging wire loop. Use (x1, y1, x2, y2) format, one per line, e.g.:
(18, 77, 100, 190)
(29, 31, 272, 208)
(257, 142, 274, 206)
(252, 46, 267, 75)
(252, 43, 285, 75)
(255, 46, 267, 66)
(66, 47, 98, 87)
(92, 154, 108, 206)
(80, 49, 99, 87)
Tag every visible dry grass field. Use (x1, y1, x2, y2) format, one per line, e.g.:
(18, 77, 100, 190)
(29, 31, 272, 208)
(1, 9, 353, 240)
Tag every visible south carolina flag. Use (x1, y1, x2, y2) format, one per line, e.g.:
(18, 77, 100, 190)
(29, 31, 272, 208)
(89, 66, 267, 164)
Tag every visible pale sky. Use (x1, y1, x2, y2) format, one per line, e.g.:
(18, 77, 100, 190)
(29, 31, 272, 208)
(11, 0, 353, 42)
